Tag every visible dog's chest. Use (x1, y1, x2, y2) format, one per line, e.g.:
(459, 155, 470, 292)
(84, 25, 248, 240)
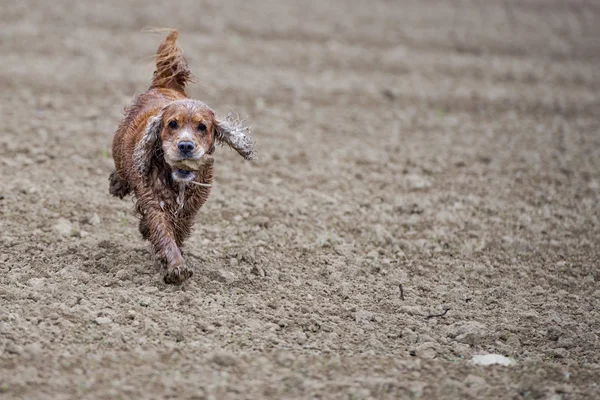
(156, 183, 210, 217)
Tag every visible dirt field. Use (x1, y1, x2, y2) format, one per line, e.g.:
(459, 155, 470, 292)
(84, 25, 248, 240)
(1, 0, 599, 398)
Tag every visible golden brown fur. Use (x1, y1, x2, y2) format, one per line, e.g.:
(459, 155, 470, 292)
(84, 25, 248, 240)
(109, 30, 254, 284)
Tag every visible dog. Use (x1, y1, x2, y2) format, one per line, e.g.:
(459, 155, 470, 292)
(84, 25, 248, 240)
(109, 30, 254, 284)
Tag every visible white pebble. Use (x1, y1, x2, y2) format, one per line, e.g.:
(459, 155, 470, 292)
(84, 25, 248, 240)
(470, 354, 515, 366)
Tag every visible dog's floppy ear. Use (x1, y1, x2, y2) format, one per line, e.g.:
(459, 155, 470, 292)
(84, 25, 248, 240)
(214, 112, 255, 160)
(134, 114, 163, 176)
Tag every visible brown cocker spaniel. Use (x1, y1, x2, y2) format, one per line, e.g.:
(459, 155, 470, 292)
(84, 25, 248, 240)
(109, 30, 254, 284)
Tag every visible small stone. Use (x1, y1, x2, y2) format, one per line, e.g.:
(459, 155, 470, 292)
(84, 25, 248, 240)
(274, 351, 295, 367)
(366, 250, 379, 259)
(404, 174, 432, 190)
(470, 354, 515, 366)
(583, 332, 598, 343)
(267, 301, 278, 309)
(420, 334, 435, 343)
(373, 224, 394, 246)
(139, 297, 152, 307)
(402, 329, 418, 344)
(250, 265, 266, 277)
(455, 321, 487, 346)
(399, 305, 422, 316)
(557, 336, 574, 349)
(294, 331, 308, 345)
(210, 352, 237, 367)
(452, 342, 471, 357)
(397, 239, 413, 251)
(24, 342, 43, 358)
(94, 317, 112, 325)
(254, 216, 270, 228)
(546, 327, 561, 341)
(166, 329, 185, 342)
(416, 342, 438, 359)
(355, 309, 376, 324)
(87, 213, 101, 226)
(555, 384, 573, 394)
(5, 341, 23, 355)
(53, 218, 73, 237)
(506, 334, 521, 348)
(216, 269, 236, 283)
(48, 312, 60, 320)
(277, 319, 289, 328)
(115, 269, 131, 281)
(549, 348, 569, 359)
(521, 311, 539, 321)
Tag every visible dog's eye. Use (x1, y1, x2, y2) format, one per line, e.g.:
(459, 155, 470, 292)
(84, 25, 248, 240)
(168, 120, 178, 129)
(197, 123, 207, 132)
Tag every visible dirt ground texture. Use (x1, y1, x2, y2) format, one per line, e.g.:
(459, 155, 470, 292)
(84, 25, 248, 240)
(1, 0, 600, 398)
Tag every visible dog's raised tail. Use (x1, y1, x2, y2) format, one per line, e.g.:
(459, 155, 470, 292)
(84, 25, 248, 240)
(150, 30, 194, 91)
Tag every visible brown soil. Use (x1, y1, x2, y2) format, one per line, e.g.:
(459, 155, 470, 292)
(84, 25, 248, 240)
(1, 0, 599, 398)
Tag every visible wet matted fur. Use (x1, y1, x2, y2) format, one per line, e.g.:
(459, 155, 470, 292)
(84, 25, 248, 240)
(109, 30, 254, 284)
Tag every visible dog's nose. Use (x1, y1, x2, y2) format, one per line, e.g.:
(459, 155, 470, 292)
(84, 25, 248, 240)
(177, 141, 195, 155)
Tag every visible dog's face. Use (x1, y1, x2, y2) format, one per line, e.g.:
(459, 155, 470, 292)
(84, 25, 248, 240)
(134, 100, 254, 182)
(159, 101, 215, 181)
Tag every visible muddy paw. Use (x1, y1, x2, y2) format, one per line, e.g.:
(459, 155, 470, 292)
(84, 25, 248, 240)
(163, 263, 194, 285)
(108, 170, 132, 199)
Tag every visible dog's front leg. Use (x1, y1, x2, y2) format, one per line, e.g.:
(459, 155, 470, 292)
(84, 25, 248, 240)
(143, 206, 193, 284)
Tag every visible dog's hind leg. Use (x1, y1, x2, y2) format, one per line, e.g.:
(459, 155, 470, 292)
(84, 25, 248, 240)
(109, 171, 132, 199)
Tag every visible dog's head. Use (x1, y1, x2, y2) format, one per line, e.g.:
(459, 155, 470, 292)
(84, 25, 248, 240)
(134, 100, 254, 182)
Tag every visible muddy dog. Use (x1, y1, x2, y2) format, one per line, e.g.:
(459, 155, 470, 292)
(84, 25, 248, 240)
(109, 30, 254, 284)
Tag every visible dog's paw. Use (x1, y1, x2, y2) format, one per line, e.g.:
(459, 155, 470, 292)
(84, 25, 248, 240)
(163, 262, 194, 285)
(108, 170, 132, 199)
